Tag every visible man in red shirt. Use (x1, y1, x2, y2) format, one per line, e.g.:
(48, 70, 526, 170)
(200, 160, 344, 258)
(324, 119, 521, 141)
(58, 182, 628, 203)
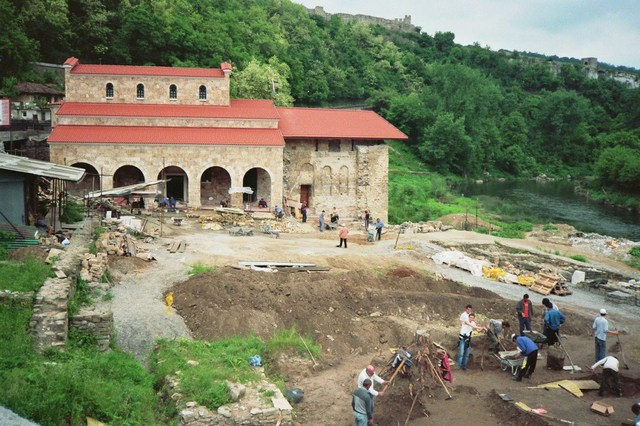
(516, 294, 534, 336)
(337, 225, 349, 248)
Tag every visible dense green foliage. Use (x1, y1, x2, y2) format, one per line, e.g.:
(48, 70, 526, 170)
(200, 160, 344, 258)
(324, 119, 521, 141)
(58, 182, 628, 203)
(0, 257, 162, 425)
(1, 0, 638, 195)
(60, 200, 85, 223)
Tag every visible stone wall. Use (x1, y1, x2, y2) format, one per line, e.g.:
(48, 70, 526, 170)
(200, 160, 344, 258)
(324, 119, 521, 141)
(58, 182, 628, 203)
(283, 139, 388, 221)
(50, 143, 285, 209)
(30, 277, 73, 351)
(308, 6, 414, 32)
(64, 73, 230, 106)
(70, 308, 113, 351)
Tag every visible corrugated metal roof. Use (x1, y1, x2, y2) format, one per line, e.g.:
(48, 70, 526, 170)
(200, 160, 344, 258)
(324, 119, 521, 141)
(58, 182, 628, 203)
(0, 152, 85, 181)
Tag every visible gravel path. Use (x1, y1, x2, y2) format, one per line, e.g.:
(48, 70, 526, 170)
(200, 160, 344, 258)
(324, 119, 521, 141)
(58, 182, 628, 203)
(100, 238, 192, 365)
(0, 407, 41, 426)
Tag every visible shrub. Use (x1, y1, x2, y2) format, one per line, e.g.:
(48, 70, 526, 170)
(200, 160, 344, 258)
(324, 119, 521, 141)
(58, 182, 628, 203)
(570, 254, 588, 263)
(542, 224, 559, 231)
(60, 200, 85, 223)
(629, 246, 640, 258)
(188, 262, 215, 276)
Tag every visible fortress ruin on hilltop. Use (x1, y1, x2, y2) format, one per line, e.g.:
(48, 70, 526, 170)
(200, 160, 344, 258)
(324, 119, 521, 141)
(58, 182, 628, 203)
(307, 6, 415, 33)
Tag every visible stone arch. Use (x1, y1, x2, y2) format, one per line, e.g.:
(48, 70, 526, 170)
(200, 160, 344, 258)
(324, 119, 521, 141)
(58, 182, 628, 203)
(67, 162, 100, 195)
(242, 167, 271, 205)
(339, 165, 349, 195)
(321, 166, 332, 195)
(157, 166, 189, 202)
(113, 165, 145, 188)
(299, 163, 314, 185)
(200, 166, 232, 206)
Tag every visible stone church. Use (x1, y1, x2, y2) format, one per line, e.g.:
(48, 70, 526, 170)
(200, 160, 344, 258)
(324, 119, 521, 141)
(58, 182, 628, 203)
(48, 58, 406, 219)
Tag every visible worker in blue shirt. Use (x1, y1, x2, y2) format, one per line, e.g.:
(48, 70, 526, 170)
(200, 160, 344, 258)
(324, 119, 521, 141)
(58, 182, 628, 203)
(543, 299, 566, 346)
(511, 334, 538, 381)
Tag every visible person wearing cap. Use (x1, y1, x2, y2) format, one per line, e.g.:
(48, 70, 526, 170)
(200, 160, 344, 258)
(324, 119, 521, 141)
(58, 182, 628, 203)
(352, 378, 374, 426)
(357, 365, 387, 397)
(516, 294, 534, 336)
(590, 308, 619, 363)
(511, 333, 538, 381)
(590, 355, 622, 397)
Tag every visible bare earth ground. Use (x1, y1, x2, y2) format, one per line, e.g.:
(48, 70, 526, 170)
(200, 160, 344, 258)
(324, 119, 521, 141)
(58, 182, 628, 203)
(105, 215, 640, 426)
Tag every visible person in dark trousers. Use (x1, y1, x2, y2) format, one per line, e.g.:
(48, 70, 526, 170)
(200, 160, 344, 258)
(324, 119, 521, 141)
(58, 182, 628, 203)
(319, 210, 325, 232)
(590, 308, 619, 363)
(511, 334, 538, 381)
(337, 225, 349, 248)
(516, 294, 534, 336)
(301, 203, 307, 223)
(352, 378, 374, 426)
(375, 218, 384, 240)
(591, 355, 622, 397)
(543, 299, 566, 346)
(364, 210, 370, 229)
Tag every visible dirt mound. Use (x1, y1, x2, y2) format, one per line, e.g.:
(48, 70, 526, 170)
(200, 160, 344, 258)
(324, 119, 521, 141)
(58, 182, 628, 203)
(436, 213, 498, 231)
(107, 256, 153, 283)
(171, 266, 580, 360)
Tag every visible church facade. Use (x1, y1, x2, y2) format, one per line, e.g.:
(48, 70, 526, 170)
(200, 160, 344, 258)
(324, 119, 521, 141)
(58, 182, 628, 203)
(48, 58, 406, 219)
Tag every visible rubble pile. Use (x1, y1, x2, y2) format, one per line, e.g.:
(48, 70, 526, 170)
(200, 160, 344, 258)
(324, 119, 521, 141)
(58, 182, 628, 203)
(398, 220, 453, 233)
(80, 253, 108, 282)
(569, 233, 640, 258)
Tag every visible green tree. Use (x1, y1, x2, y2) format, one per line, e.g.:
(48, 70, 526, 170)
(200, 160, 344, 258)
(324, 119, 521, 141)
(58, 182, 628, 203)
(231, 57, 294, 106)
(419, 112, 473, 175)
(0, 0, 38, 80)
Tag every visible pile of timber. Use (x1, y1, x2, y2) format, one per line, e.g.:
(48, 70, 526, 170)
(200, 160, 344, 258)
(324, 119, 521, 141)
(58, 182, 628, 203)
(167, 240, 186, 253)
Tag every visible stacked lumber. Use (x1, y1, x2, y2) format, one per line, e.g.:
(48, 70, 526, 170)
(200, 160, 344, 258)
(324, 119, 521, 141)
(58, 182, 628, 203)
(530, 273, 559, 295)
(168, 240, 186, 253)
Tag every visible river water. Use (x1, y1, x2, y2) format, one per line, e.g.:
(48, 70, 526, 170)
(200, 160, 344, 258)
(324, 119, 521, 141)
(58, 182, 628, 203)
(456, 180, 640, 241)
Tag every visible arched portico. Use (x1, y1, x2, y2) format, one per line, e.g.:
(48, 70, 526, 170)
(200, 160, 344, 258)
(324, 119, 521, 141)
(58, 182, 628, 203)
(242, 167, 272, 205)
(200, 166, 231, 206)
(158, 166, 189, 202)
(67, 162, 100, 195)
(113, 165, 145, 188)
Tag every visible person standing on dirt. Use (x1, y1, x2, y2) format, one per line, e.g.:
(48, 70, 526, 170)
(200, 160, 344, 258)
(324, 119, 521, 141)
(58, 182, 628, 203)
(543, 299, 565, 346)
(319, 210, 325, 232)
(352, 378, 374, 426)
(364, 210, 370, 229)
(631, 401, 640, 425)
(516, 294, 534, 336)
(301, 203, 308, 223)
(375, 218, 384, 240)
(485, 319, 510, 353)
(590, 355, 622, 397)
(337, 225, 349, 248)
(357, 365, 387, 397)
(457, 310, 482, 370)
(511, 334, 538, 381)
(590, 308, 619, 363)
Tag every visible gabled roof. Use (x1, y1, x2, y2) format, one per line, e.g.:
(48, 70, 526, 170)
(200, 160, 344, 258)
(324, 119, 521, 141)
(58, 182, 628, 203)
(48, 125, 285, 146)
(56, 99, 279, 119)
(276, 107, 407, 140)
(15, 82, 64, 96)
(64, 57, 225, 78)
(0, 152, 85, 181)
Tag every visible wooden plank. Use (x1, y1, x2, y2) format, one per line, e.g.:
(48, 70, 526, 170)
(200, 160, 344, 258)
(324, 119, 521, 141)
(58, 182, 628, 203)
(169, 241, 179, 253)
(178, 240, 186, 252)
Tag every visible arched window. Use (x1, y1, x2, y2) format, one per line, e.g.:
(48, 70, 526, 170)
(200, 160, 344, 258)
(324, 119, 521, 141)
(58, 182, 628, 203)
(136, 83, 145, 99)
(106, 83, 114, 98)
(199, 85, 207, 100)
(169, 84, 177, 100)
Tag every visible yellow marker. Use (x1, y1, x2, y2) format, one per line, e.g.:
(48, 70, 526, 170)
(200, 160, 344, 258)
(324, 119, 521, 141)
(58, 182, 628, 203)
(165, 291, 174, 315)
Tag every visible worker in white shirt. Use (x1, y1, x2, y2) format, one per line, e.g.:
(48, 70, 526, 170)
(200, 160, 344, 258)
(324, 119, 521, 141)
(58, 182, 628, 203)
(357, 365, 387, 397)
(590, 355, 622, 397)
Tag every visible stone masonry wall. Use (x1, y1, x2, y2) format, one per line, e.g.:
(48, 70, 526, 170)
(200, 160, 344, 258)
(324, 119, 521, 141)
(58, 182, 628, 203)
(283, 139, 388, 221)
(64, 73, 230, 106)
(50, 143, 284, 209)
(70, 308, 113, 351)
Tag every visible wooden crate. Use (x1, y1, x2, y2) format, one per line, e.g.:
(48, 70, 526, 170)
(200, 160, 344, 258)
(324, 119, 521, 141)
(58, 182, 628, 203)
(530, 273, 559, 295)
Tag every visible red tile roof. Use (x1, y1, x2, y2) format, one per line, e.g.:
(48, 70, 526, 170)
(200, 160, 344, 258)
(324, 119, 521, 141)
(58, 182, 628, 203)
(276, 107, 407, 140)
(65, 57, 224, 78)
(56, 99, 279, 119)
(48, 125, 284, 146)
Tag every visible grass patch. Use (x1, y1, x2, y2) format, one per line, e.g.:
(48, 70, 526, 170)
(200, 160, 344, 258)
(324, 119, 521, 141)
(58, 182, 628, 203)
(68, 278, 95, 318)
(152, 329, 321, 411)
(569, 254, 588, 263)
(629, 246, 640, 258)
(542, 224, 559, 231)
(188, 262, 215, 277)
(0, 258, 52, 292)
